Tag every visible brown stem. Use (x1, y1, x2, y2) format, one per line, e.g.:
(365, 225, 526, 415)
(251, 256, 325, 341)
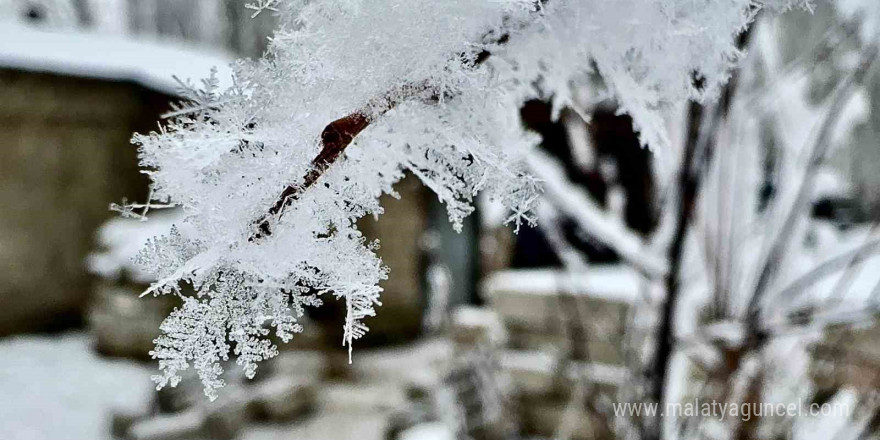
(645, 100, 706, 440)
(246, 3, 553, 242)
(251, 112, 372, 240)
(645, 24, 754, 440)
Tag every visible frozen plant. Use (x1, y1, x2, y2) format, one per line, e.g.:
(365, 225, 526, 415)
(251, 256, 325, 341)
(129, 0, 805, 399)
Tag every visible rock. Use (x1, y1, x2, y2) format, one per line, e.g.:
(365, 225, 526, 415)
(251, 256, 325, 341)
(319, 382, 407, 413)
(127, 410, 204, 440)
(483, 268, 635, 334)
(203, 397, 247, 440)
(519, 398, 600, 440)
(812, 319, 880, 391)
(384, 402, 434, 440)
(449, 306, 506, 348)
(501, 350, 628, 398)
(88, 283, 175, 360)
(499, 350, 562, 398)
(483, 269, 634, 366)
(110, 408, 143, 439)
(250, 376, 317, 422)
(154, 373, 203, 414)
(264, 350, 327, 381)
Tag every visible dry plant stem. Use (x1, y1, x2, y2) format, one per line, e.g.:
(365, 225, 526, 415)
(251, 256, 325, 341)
(746, 47, 879, 323)
(644, 100, 708, 440)
(815, 220, 880, 308)
(703, 45, 879, 440)
(645, 25, 755, 440)
(528, 151, 667, 278)
(773, 237, 880, 306)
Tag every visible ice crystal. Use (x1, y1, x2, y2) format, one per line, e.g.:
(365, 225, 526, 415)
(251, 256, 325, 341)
(130, 0, 806, 398)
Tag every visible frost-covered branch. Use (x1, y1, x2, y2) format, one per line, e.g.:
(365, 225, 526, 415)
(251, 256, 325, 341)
(130, 0, 802, 398)
(251, 112, 372, 240)
(244, 0, 280, 18)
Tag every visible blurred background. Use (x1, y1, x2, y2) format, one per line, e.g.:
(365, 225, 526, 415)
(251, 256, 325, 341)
(2, 1, 880, 440)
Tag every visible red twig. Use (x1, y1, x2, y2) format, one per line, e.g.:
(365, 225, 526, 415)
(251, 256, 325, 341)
(251, 112, 371, 240)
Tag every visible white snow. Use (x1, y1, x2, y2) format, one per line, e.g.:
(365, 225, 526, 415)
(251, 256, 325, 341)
(500, 350, 628, 386)
(87, 0, 129, 35)
(88, 210, 183, 284)
(812, 169, 854, 200)
(399, 422, 456, 440)
(452, 306, 502, 329)
(527, 150, 667, 279)
(793, 389, 861, 440)
(0, 332, 153, 440)
(484, 266, 642, 304)
(500, 349, 556, 374)
(0, 22, 234, 95)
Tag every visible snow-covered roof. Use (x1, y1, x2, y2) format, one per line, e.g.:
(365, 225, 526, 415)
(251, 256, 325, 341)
(0, 23, 234, 95)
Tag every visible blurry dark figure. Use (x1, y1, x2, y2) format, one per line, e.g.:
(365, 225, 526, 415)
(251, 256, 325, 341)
(512, 99, 656, 268)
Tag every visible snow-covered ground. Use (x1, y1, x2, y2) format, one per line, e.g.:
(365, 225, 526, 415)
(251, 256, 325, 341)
(243, 339, 453, 440)
(0, 332, 453, 440)
(0, 332, 153, 440)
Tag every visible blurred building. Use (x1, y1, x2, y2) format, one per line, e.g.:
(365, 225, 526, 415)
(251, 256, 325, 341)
(0, 0, 250, 335)
(0, 1, 466, 342)
(0, 17, 233, 335)
(0, 0, 277, 57)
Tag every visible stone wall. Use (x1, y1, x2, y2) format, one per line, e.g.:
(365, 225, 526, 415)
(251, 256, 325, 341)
(454, 267, 639, 440)
(0, 69, 160, 335)
(356, 174, 431, 344)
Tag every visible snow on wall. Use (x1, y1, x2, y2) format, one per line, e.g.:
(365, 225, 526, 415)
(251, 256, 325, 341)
(0, 22, 233, 95)
(483, 266, 641, 304)
(88, 211, 184, 284)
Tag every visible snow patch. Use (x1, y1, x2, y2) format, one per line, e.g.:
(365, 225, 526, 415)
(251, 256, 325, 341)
(0, 22, 234, 95)
(0, 333, 152, 440)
